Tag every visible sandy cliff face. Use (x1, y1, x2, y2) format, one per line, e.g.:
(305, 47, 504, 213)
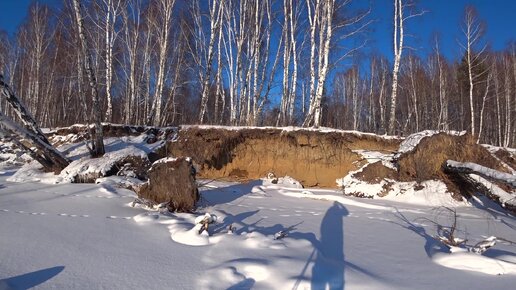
(163, 127, 401, 187)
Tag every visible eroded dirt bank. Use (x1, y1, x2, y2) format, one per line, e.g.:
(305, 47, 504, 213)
(161, 126, 401, 187)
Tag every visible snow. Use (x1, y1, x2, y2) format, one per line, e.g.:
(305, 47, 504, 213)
(2, 167, 516, 289)
(482, 144, 516, 155)
(262, 175, 304, 189)
(469, 174, 516, 208)
(151, 157, 178, 165)
(432, 251, 516, 275)
(1, 128, 516, 289)
(0, 140, 32, 166)
(353, 149, 396, 170)
(181, 124, 402, 140)
(7, 136, 163, 184)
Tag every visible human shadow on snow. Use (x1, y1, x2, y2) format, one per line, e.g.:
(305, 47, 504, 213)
(290, 202, 383, 290)
(310, 201, 347, 290)
(0, 266, 64, 290)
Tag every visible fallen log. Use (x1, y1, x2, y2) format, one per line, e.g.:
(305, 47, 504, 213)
(444, 160, 516, 189)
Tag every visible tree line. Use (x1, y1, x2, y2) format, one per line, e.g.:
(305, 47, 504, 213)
(0, 0, 514, 147)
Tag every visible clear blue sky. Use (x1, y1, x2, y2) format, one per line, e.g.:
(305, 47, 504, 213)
(368, 0, 516, 61)
(0, 0, 514, 62)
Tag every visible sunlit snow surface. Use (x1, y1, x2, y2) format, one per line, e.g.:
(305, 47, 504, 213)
(1, 168, 516, 289)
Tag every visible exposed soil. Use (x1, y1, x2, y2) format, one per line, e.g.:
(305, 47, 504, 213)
(396, 133, 509, 197)
(136, 157, 199, 212)
(162, 127, 401, 187)
(353, 161, 398, 183)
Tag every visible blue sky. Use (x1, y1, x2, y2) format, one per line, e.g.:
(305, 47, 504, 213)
(0, 0, 514, 62)
(368, 0, 516, 61)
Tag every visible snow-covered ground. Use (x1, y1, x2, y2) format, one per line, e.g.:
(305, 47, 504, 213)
(1, 166, 516, 289)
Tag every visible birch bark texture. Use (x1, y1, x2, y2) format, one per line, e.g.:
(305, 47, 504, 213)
(72, 0, 105, 157)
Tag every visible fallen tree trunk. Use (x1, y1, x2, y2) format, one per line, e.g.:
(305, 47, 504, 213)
(0, 75, 50, 144)
(0, 75, 70, 172)
(444, 160, 516, 189)
(0, 112, 69, 172)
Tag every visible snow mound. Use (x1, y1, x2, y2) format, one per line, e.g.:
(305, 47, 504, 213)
(57, 146, 149, 183)
(433, 251, 516, 275)
(164, 213, 224, 247)
(397, 130, 466, 157)
(0, 141, 31, 166)
(133, 212, 160, 223)
(353, 150, 396, 170)
(262, 175, 303, 189)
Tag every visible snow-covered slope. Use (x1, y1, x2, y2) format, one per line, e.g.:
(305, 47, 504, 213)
(1, 167, 515, 289)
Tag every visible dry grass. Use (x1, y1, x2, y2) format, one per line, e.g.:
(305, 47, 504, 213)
(397, 133, 505, 181)
(396, 133, 507, 198)
(495, 149, 516, 171)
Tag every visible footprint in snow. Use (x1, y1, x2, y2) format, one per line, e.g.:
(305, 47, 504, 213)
(107, 216, 132, 220)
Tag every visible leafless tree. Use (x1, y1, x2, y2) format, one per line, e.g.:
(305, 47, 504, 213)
(72, 0, 105, 157)
(459, 6, 488, 137)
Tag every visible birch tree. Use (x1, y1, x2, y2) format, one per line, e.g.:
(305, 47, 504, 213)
(303, 0, 369, 127)
(198, 0, 223, 124)
(278, 0, 301, 126)
(121, 0, 142, 124)
(97, 0, 122, 122)
(460, 6, 487, 137)
(387, 0, 425, 135)
(434, 38, 449, 130)
(72, 0, 105, 157)
(147, 0, 176, 126)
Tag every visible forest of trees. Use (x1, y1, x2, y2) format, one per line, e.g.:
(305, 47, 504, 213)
(0, 0, 514, 147)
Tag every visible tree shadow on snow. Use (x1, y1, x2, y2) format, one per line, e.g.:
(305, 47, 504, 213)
(467, 194, 515, 220)
(212, 209, 298, 237)
(390, 209, 449, 258)
(199, 180, 263, 207)
(0, 266, 64, 290)
(226, 278, 255, 290)
(482, 248, 516, 264)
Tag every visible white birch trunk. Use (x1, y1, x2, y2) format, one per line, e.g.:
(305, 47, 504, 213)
(148, 0, 175, 126)
(72, 0, 105, 157)
(388, 0, 403, 135)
